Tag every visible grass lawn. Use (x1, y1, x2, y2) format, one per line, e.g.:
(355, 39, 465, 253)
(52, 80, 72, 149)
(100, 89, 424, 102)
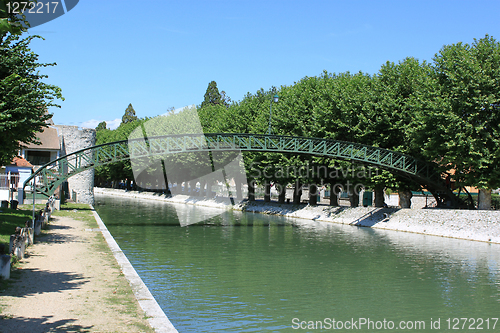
(0, 207, 36, 253)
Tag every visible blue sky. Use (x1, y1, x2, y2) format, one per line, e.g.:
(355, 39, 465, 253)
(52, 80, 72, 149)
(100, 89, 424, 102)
(26, 0, 500, 129)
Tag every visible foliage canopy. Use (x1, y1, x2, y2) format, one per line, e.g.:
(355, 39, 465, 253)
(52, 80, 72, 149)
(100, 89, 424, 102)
(0, 33, 62, 165)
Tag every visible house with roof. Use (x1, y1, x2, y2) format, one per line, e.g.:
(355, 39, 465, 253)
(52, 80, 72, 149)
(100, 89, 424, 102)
(0, 156, 34, 204)
(19, 126, 61, 169)
(2, 124, 96, 205)
(0, 126, 61, 204)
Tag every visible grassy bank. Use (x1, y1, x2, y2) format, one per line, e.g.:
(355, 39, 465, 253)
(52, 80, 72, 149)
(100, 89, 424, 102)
(0, 206, 35, 252)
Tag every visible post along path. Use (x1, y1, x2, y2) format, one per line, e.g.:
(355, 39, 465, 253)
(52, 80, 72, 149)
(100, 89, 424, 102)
(0, 206, 156, 333)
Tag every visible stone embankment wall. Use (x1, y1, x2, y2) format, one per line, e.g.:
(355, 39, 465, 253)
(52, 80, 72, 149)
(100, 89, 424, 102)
(56, 125, 96, 205)
(95, 187, 500, 244)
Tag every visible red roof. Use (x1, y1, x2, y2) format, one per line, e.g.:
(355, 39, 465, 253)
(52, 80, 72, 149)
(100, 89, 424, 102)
(11, 156, 33, 168)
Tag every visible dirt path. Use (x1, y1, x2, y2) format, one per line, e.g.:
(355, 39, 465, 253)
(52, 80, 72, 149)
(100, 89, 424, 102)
(0, 208, 155, 333)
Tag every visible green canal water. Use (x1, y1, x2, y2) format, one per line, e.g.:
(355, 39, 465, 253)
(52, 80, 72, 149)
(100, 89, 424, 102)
(94, 194, 500, 332)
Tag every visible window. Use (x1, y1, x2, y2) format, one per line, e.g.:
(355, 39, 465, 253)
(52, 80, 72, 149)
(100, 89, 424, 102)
(26, 150, 51, 166)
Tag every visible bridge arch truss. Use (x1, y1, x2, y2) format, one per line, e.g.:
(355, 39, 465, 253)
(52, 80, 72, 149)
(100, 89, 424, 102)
(23, 133, 462, 207)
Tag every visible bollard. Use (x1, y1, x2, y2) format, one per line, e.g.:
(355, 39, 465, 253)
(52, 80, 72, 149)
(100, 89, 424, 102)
(43, 213, 49, 227)
(0, 255, 11, 280)
(9, 232, 26, 259)
(21, 227, 34, 246)
(45, 202, 52, 219)
(34, 220, 42, 235)
(14, 240, 25, 259)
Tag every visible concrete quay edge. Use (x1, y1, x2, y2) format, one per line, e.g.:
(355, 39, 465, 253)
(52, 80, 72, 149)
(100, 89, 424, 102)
(89, 204, 178, 333)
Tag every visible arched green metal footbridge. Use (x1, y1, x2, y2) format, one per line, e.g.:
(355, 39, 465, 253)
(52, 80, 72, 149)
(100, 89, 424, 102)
(23, 133, 463, 207)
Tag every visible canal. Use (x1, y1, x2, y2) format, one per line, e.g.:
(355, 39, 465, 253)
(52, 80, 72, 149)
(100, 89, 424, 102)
(94, 194, 500, 332)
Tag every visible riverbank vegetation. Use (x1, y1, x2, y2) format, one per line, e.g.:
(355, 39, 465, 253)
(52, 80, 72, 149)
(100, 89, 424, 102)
(94, 35, 500, 210)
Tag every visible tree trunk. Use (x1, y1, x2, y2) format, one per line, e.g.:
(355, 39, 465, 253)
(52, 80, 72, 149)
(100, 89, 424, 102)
(350, 191, 359, 207)
(398, 189, 413, 208)
(293, 180, 302, 205)
(374, 185, 385, 207)
(478, 188, 492, 210)
(309, 184, 318, 205)
(329, 181, 339, 206)
(264, 183, 271, 202)
(247, 180, 255, 202)
(277, 183, 286, 203)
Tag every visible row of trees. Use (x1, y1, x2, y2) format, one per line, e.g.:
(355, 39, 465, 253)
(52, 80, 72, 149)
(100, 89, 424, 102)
(96, 35, 500, 209)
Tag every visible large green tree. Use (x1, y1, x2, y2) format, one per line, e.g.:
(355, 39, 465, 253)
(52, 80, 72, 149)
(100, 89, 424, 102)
(413, 35, 500, 208)
(363, 58, 435, 206)
(0, 33, 63, 165)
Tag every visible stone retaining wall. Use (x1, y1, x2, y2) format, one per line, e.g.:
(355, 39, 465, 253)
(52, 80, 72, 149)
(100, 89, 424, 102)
(95, 187, 500, 244)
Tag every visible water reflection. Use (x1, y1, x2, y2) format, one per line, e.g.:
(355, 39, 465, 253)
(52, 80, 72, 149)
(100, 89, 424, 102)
(95, 194, 500, 332)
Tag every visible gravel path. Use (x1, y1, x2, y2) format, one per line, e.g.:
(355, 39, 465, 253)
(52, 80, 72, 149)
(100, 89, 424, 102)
(0, 210, 155, 333)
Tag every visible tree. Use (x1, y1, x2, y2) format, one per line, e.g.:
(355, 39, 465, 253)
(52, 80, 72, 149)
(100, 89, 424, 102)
(96, 121, 107, 131)
(0, 33, 63, 165)
(94, 118, 145, 187)
(413, 35, 500, 208)
(220, 90, 231, 106)
(200, 81, 227, 108)
(122, 103, 138, 124)
(0, 0, 32, 35)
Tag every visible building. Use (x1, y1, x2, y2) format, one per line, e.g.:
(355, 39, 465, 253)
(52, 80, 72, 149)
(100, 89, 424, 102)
(20, 126, 61, 168)
(1, 125, 96, 205)
(0, 156, 33, 203)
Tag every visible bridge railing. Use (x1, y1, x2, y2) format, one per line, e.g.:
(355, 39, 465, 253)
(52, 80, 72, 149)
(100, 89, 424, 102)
(23, 133, 450, 203)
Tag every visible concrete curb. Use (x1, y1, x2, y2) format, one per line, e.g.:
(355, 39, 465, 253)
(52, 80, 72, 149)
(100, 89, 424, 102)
(89, 205, 178, 333)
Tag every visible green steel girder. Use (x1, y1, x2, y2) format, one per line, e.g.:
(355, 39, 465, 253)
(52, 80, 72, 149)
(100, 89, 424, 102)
(23, 133, 461, 207)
